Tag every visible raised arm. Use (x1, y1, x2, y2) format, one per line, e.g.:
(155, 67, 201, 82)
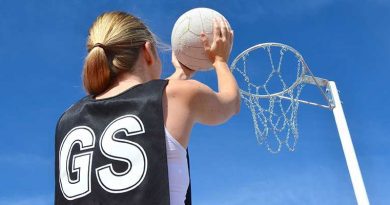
(181, 18, 240, 125)
(166, 18, 239, 126)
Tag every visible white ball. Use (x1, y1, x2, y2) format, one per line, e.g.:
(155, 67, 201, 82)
(171, 8, 232, 71)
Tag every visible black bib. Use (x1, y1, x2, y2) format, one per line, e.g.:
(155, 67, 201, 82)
(54, 79, 192, 205)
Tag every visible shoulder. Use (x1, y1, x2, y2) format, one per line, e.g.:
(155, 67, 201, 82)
(165, 79, 209, 97)
(164, 79, 217, 115)
(56, 96, 89, 127)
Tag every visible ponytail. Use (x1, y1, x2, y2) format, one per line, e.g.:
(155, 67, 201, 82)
(82, 46, 112, 95)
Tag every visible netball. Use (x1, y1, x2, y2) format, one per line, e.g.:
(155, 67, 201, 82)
(171, 8, 232, 71)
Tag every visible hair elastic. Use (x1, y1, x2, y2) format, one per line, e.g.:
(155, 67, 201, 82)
(91, 43, 106, 51)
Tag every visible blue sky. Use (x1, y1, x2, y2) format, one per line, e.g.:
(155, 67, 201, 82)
(0, 0, 389, 204)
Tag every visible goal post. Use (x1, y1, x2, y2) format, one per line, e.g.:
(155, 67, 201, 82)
(327, 81, 370, 205)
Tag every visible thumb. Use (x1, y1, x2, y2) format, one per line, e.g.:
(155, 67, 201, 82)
(200, 32, 211, 51)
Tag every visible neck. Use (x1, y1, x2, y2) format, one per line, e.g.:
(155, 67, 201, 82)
(113, 63, 153, 85)
(94, 66, 153, 100)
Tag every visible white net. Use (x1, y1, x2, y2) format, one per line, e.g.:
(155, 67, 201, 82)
(231, 43, 308, 153)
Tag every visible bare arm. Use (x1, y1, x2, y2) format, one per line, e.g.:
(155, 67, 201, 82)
(163, 18, 238, 148)
(166, 18, 239, 127)
(190, 18, 240, 125)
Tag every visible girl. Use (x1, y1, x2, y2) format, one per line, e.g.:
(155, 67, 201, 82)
(55, 11, 239, 205)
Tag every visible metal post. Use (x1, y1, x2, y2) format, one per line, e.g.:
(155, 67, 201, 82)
(328, 81, 369, 205)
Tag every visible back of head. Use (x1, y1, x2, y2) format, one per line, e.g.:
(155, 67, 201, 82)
(83, 11, 156, 96)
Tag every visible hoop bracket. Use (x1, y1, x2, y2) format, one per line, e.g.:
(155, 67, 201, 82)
(302, 75, 329, 87)
(302, 75, 335, 109)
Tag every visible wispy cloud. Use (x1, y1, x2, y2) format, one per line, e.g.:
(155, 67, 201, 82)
(195, 165, 356, 205)
(184, 0, 336, 25)
(258, 0, 334, 17)
(0, 154, 53, 205)
(0, 195, 52, 205)
(0, 153, 52, 167)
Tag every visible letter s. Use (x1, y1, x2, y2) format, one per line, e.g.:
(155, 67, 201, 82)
(96, 115, 148, 193)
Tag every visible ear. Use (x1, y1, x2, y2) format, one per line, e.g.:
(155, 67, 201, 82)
(143, 41, 155, 66)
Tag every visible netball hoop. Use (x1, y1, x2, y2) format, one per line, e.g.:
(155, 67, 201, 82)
(230, 42, 369, 205)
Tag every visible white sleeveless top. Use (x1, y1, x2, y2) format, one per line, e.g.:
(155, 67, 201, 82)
(165, 128, 190, 205)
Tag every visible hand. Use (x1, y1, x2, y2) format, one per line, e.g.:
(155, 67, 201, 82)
(169, 51, 196, 80)
(200, 18, 233, 66)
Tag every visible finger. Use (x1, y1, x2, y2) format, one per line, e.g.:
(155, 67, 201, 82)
(223, 19, 231, 42)
(224, 19, 231, 30)
(230, 30, 234, 44)
(213, 18, 221, 40)
(220, 17, 227, 40)
(200, 32, 211, 51)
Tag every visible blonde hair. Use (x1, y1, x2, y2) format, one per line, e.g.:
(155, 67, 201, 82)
(82, 11, 156, 95)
